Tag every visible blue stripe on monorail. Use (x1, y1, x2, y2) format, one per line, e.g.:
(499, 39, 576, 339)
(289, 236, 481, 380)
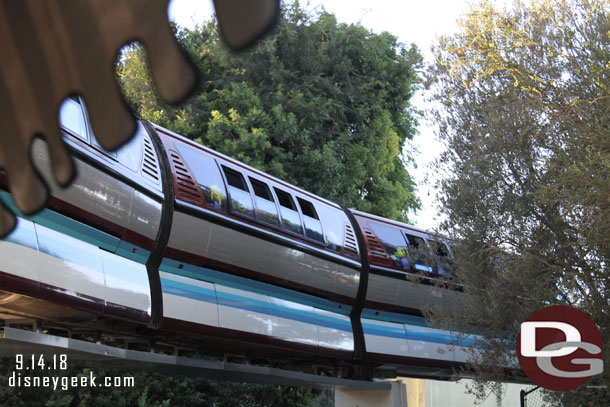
(0, 190, 353, 316)
(161, 277, 352, 332)
(163, 274, 466, 345)
(161, 278, 218, 304)
(3, 217, 38, 251)
(3, 216, 151, 287)
(362, 323, 407, 339)
(161, 276, 469, 346)
(362, 322, 469, 346)
(361, 308, 429, 328)
(2, 191, 460, 345)
(160, 257, 353, 316)
(0, 191, 120, 253)
(1, 216, 468, 348)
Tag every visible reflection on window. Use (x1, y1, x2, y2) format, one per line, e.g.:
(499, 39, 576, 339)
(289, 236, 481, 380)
(274, 188, 303, 234)
(430, 240, 456, 277)
(405, 234, 434, 273)
(249, 177, 280, 226)
(315, 204, 344, 252)
(59, 97, 88, 141)
(175, 143, 227, 210)
(222, 166, 254, 217)
(296, 197, 324, 243)
(296, 197, 318, 219)
(368, 221, 409, 269)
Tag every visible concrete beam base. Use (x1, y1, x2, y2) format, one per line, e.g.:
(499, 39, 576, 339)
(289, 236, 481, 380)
(335, 380, 407, 407)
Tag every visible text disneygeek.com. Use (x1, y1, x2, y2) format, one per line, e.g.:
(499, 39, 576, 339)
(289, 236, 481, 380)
(8, 354, 134, 391)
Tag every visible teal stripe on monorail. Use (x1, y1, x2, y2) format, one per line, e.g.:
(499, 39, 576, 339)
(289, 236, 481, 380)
(2, 191, 454, 343)
(36, 222, 147, 286)
(216, 290, 273, 316)
(361, 308, 428, 328)
(162, 278, 218, 303)
(115, 240, 151, 264)
(3, 217, 38, 251)
(217, 289, 352, 332)
(362, 320, 470, 346)
(0, 191, 351, 317)
(1, 214, 467, 347)
(161, 277, 352, 332)
(406, 329, 475, 346)
(160, 257, 352, 316)
(2, 215, 148, 287)
(0, 191, 120, 253)
(363, 323, 407, 339)
(218, 290, 352, 332)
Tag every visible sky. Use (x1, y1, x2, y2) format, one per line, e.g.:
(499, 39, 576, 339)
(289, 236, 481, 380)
(167, 0, 479, 231)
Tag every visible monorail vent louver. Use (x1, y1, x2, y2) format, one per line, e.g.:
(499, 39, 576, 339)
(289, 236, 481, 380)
(343, 223, 358, 254)
(141, 135, 160, 183)
(168, 149, 204, 205)
(363, 227, 391, 264)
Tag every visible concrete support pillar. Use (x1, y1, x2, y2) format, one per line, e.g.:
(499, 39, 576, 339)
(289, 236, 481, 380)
(335, 380, 407, 407)
(405, 378, 426, 407)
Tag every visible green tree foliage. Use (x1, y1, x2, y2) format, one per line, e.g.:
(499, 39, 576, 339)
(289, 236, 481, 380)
(118, 1, 422, 222)
(426, 0, 609, 402)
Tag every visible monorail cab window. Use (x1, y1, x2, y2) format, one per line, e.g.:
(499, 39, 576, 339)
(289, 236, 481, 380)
(296, 197, 324, 244)
(273, 188, 303, 235)
(430, 240, 456, 278)
(59, 96, 89, 142)
(404, 233, 434, 273)
(59, 96, 117, 158)
(249, 177, 280, 227)
(314, 204, 344, 252)
(368, 221, 409, 269)
(175, 143, 227, 210)
(222, 166, 254, 218)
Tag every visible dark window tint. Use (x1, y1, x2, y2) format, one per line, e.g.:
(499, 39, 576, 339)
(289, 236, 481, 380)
(273, 188, 303, 234)
(405, 233, 434, 273)
(175, 143, 227, 210)
(59, 97, 88, 141)
(275, 188, 296, 209)
(296, 197, 324, 244)
(249, 177, 280, 226)
(297, 197, 319, 219)
(430, 240, 456, 278)
(222, 166, 254, 217)
(223, 166, 248, 191)
(368, 221, 409, 269)
(250, 178, 272, 200)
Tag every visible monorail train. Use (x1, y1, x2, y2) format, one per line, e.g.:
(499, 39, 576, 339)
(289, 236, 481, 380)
(0, 96, 470, 378)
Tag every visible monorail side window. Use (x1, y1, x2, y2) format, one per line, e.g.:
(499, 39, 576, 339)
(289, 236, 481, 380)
(296, 197, 324, 244)
(222, 166, 254, 218)
(273, 188, 303, 235)
(314, 204, 344, 252)
(404, 233, 434, 273)
(59, 97, 88, 141)
(430, 240, 456, 278)
(175, 143, 227, 210)
(368, 221, 409, 269)
(249, 177, 280, 226)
